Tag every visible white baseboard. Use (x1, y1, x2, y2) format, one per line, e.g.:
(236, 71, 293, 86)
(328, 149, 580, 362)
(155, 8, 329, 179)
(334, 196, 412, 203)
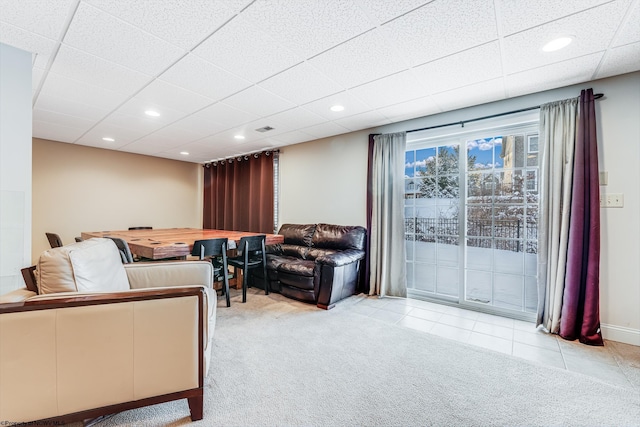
(601, 323, 640, 346)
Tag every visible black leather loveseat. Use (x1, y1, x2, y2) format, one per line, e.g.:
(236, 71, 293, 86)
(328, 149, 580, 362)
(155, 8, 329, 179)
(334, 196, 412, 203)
(249, 223, 366, 309)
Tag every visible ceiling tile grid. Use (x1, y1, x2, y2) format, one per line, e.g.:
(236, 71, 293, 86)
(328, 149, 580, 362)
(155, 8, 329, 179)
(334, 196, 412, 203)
(63, 2, 186, 76)
(0, 0, 638, 162)
(381, 0, 498, 67)
(192, 14, 304, 84)
(501, 2, 630, 75)
(158, 53, 252, 102)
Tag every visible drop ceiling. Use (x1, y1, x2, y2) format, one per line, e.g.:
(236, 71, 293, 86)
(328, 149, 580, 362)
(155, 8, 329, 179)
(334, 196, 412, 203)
(1, 0, 638, 163)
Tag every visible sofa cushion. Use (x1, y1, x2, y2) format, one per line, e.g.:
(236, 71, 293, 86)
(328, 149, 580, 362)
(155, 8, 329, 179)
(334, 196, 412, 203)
(277, 259, 315, 277)
(37, 238, 129, 294)
(311, 223, 366, 251)
(306, 248, 338, 260)
(279, 244, 310, 259)
(278, 224, 316, 247)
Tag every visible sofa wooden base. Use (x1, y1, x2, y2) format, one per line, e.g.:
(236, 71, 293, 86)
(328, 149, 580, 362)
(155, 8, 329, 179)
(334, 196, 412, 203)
(34, 388, 204, 426)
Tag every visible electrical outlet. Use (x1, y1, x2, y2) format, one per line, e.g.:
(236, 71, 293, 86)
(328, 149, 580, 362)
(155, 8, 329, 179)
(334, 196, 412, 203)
(600, 193, 624, 208)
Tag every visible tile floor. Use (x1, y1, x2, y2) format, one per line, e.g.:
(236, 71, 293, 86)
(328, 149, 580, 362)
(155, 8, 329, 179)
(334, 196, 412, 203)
(351, 295, 640, 390)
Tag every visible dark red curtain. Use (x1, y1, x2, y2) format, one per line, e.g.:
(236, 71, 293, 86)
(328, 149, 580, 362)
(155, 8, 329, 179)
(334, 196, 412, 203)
(203, 152, 274, 233)
(560, 89, 603, 345)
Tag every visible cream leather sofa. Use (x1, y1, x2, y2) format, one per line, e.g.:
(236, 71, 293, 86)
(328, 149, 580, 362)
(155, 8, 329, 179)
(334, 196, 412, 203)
(0, 238, 216, 425)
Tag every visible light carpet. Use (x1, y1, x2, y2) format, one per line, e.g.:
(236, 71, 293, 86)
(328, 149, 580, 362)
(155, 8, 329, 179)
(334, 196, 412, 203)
(97, 290, 639, 427)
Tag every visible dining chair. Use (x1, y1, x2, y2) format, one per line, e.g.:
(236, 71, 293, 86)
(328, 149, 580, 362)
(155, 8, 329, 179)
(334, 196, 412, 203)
(74, 237, 83, 242)
(45, 232, 63, 248)
(191, 238, 231, 307)
(104, 236, 134, 264)
(227, 235, 267, 303)
(129, 226, 152, 230)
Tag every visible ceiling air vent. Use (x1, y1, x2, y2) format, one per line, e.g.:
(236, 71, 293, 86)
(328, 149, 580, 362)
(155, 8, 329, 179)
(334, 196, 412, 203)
(255, 126, 274, 133)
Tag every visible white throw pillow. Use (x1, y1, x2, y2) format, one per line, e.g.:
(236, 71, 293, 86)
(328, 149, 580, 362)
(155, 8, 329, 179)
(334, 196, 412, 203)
(37, 238, 130, 294)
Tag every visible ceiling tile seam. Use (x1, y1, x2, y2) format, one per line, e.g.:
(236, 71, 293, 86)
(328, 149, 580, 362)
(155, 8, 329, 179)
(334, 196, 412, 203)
(376, 1, 437, 27)
(31, 0, 82, 108)
(500, 0, 621, 38)
(492, 0, 510, 99)
(409, 38, 501, 71)
(590, 0, 640, 80)
(505, 51, 606, 79)
(304, 26, 377, 62)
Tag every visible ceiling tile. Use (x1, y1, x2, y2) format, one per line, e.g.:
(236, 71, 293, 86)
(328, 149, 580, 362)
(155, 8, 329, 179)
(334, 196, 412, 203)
(84, 0, 238, 49)
(303, 91, 373, 120)
(33, 108, 96, 130)
(75, 120, 158, 146)
(32, 120, 89, 143)
(192, 14, 303, 83)
(264, 108, 328, 133)
(133, 80, 213, 115)
(38, 71, 129, 111)
(596, 42, 640, 78)
(63, 2, 185, 76)
(382, 0, 498, 67)
(349, 70, 431, 109)
(309, 28, 411, 88)
(299, 122, 351, 139)
(242, 0, 375, 59)
(159, 54, 251, 102)
(334, 110, 391, 131)
(352, 0, 432, 25)
(175, 102, 258, 134)
(114, 99, 188, 128)
(431, 78, 506, 112)
(497, 0, 612, 35)
(376, 96, 440, 123)
(0, 0, 76, 39)
(0, 22, 57, 69)
(258, 62, 344, 106)
(411, 42, 503, 95)
(35, 94, 111, 121)
(502, 3, 628, 74)
(505, 53, 603, 98)
(222, 86, 297, 117)
(49, 45, 150, 94)
(32, 66, 45, 95)
(137, 121, 215, 146)
(269, 130, 316, 145)
(612, 1, 640, 47)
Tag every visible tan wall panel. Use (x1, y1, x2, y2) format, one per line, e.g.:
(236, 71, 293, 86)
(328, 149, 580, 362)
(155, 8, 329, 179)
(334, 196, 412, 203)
(32, 139, 203, 263)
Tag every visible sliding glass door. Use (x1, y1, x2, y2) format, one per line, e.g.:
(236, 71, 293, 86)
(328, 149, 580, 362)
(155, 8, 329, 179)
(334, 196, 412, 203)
(405, 117, 539, 319)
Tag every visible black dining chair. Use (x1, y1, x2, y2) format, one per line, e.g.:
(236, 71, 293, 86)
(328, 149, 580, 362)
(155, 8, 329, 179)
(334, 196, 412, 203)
(227, 235, 267, 303)
(191, 238, 231, 307)
(104, 236, 134, 264)
(45, 232, 63, 248)
(129, 226, 152, 230)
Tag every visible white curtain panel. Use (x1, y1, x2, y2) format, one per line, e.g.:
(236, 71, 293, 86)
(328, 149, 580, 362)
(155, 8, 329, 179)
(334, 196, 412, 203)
(369, 132, 407, 297)
(536, 98, 578, 332)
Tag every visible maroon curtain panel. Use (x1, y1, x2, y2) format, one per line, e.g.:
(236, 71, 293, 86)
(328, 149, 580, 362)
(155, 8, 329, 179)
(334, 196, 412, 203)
(203, 153, 274, 234)
(560, 89, 603, 345)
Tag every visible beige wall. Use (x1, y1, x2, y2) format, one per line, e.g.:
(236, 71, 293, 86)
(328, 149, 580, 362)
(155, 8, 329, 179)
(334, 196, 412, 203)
(32, 139, 203, 262)
(279, 72, 640, 345)
(278, 130, 369, 227)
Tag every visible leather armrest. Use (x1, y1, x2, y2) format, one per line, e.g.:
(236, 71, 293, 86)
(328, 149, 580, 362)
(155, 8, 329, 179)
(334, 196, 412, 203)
(266, 244, 282, 255)
(125, 261, 213, 289)
(0, 288, 37, 303)
(316, 249, 365, 267)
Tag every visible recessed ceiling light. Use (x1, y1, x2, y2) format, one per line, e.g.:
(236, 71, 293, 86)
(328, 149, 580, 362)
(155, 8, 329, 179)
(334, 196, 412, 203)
(145, 110, 160, 117)
(102, 137, 115, 142)
(542, 36, 573, 52)
(330, 105, 345, 112)
(180, 151, 189, 155)
(234, 135, 245, 140)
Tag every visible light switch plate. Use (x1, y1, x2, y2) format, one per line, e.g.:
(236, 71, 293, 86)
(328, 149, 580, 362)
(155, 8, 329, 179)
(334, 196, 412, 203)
(600, 193, 624, 208)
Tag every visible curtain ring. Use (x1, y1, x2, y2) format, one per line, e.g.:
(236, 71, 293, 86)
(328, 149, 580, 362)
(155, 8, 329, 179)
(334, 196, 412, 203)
(244, 155, 249, 160)
(265, 151, 271, 156)
(254, 153, 259, 158)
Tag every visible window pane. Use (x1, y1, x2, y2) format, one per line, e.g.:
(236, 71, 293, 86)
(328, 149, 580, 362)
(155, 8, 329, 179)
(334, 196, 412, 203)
(437, 145, 459, 174)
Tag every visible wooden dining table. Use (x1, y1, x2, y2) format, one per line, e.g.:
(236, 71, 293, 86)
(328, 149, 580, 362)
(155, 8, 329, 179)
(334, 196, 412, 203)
(81, 228, 284, 260)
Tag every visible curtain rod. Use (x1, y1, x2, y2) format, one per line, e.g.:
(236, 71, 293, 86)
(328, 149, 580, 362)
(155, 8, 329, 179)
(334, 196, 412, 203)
(406, 93, 603, 134)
